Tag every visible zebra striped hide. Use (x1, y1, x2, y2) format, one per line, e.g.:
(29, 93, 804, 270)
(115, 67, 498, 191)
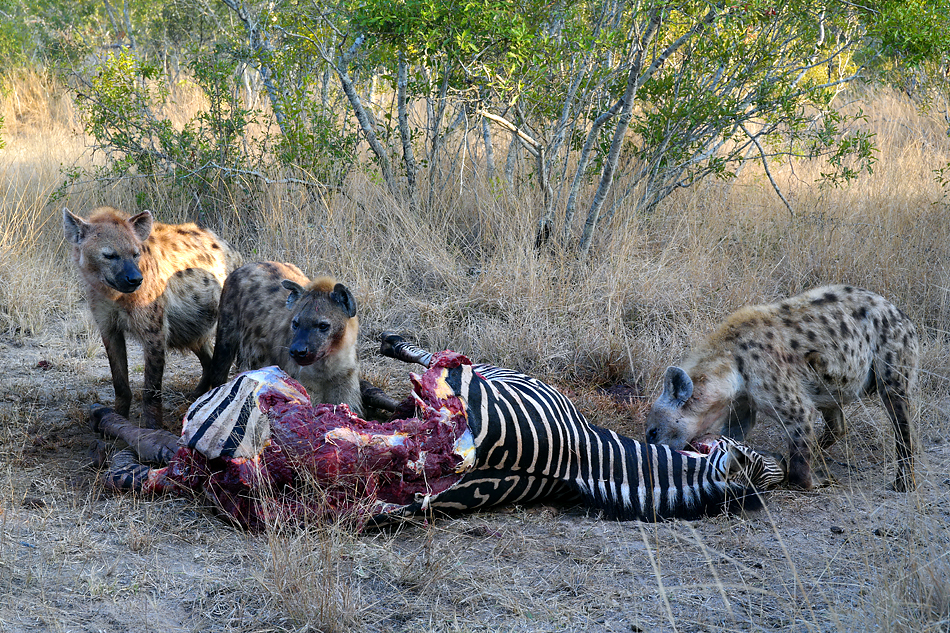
(384, 350, 786, 522)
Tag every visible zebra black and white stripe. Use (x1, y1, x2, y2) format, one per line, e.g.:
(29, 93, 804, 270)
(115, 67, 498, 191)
(381, 334, 786, 521)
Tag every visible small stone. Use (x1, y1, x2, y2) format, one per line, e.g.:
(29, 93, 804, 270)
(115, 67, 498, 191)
(830, 525, 844, 534)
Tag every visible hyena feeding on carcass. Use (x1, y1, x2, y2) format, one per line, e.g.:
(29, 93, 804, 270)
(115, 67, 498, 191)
(63, 206, 242, 429)
(645, 285, 919, 491)
(200, 261, 368, 416)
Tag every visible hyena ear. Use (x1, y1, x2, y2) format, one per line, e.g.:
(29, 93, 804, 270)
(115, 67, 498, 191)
(127, 210, 154, 242)
(282, 279, 306, 310)
(330, 283, 357, 318)
(63, 208, 90, 245)
(662, 366, 694, 405)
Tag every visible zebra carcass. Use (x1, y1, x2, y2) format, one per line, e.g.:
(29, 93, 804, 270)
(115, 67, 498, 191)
(93, 338, 785, 530)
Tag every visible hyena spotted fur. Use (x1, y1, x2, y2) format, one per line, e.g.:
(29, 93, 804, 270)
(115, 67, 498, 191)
(63, 207, 242, 428)
(645, 285, 919, 491)
(202, 261, 363, 416)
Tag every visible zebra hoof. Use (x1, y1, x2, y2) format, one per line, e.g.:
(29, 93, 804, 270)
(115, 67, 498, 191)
(89, 404, 114, 436)
(379, 332, 406, 357)
(86, 439, 109, 469)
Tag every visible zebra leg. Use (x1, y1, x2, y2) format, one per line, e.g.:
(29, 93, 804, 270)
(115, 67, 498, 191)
(103, 447, 153, 491)
(379, 332, 434, 367)
(359, 379, 399, 413)
(91, 404, 179, 465)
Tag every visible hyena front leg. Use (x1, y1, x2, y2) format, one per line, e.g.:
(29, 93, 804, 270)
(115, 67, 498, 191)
(190, 339, 215, 398)
(141, 333, 166, 429)
(816, 405, 846, 450)
(101, 326, 132, 418)
(201, 303, 241, 395)
(785, 403, 830, 490)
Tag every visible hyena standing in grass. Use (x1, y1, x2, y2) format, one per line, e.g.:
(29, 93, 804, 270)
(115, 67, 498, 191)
(64, 207, 241, 429)
(645, 285, 919, 491)
(200, 261, 364, 416)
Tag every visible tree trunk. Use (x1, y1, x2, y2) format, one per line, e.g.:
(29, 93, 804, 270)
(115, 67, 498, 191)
(577, 12, 661, 258)
(397, 54, 419, 208)
(220, 0, 288, 133)
(578, 8, 719, 258)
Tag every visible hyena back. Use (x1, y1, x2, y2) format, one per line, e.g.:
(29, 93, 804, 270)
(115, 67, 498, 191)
(645, 285, 919, 491)
(204, 261, 363, 416)
(63, 206, 241, 428)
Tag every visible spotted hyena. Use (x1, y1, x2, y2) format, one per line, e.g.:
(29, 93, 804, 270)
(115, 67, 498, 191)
(202, 261, 363, 416)
(64, 207, 242, 428)
(645, 285, 919, 491)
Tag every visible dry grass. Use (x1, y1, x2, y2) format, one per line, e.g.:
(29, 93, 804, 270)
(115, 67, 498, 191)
(1, 72, 950, 632)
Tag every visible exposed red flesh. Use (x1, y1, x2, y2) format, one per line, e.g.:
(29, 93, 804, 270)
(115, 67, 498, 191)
(146, 353, 475, 529)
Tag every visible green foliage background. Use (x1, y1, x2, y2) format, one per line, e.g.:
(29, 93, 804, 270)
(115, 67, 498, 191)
(2, 0, 948, 239)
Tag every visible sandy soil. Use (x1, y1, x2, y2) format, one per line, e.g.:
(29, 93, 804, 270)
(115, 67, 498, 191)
(1, 317, 949, 633)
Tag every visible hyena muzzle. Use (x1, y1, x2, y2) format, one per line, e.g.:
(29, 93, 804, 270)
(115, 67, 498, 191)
(201, 261, 364, 416)
(64, 206, 241, 429)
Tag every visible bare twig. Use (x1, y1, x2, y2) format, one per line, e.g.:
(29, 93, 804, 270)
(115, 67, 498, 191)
(740, 122, 793, 216)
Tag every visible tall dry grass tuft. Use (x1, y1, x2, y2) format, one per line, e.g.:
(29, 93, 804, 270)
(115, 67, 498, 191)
(867, 505, 950, 632)
(260, 522, 365, 632)
(253, 475, 374, 632)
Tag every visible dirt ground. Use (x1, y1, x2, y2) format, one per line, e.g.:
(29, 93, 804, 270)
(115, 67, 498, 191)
(2, 316, 949, 633)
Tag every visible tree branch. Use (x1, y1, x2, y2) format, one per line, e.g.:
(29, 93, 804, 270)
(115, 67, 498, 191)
(740, 122, 793, 216)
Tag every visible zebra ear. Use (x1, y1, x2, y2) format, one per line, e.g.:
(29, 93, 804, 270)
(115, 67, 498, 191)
(663, 366, 693, 405)
(282, 279, 305, 309)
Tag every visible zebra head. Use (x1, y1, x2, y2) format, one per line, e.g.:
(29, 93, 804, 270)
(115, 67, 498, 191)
(699, 436, 787, 489)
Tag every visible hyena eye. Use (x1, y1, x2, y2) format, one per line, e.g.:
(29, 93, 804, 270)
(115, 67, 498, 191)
(317, 322, 331, 333)
(291, 318, 300, 331)
(102, 251, 119, 260)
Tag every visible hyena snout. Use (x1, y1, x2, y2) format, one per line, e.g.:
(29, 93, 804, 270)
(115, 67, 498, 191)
(109, 260, 144, 293)
(645, 421, 686, 450)
(288, 320, 334, 366)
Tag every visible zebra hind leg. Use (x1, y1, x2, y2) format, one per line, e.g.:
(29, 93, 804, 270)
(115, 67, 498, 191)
(103, 447, 153, 491)
(91, 404, 179, 464)
(379, 332, 434, 367)
(91, 404, 178, 493)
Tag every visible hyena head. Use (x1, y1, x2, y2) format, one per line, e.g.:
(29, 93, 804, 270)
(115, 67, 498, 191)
(280, 278, 357, 367)
(63, 207, 153, 294)
(645, 366, 710, 450)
